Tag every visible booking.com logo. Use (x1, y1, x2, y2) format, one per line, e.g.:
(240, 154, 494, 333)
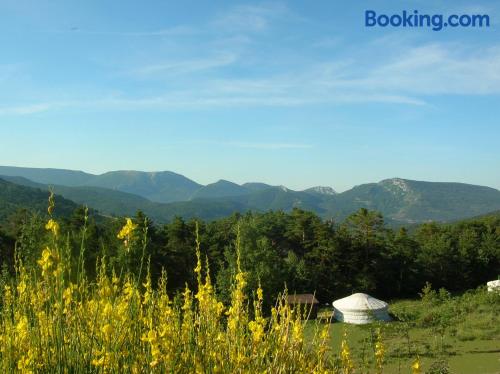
(365, 10, 490, 31)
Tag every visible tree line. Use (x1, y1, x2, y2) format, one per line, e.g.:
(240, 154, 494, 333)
(0, 206, 498, 305)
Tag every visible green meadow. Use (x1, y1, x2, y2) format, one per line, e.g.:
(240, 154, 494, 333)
(308, 289, 500, 373)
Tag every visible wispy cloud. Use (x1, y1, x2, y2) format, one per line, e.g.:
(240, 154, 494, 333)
(129, 53, 237, 77)
(345, 43, 500, 95)
(6, 38, 500, 115)
(212, 3, 290, 33)
(3, 2, 500, 117)
(117, 40, 500, 108)
(0, 103, 54, 115)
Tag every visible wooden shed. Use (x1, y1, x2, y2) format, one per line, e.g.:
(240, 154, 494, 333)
(285, 294, 320, 319)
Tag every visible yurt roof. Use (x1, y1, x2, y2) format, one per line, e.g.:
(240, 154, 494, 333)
(332, 293, 388, 312)
(487, 280, 500, 291)
(487, 280, 500, 287)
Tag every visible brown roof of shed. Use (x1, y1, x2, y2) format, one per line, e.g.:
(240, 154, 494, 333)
(286, 294, 319, 304)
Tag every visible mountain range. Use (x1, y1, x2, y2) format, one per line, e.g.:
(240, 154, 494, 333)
(1, 165, 500, 225)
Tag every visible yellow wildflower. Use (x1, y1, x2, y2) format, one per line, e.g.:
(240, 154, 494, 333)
(340, 330, 354, 374)
(248, 320, 265, 343)
(45, 219, 60, 237)
(91, 356, 105, 367)
(141, 329, 161, 367)
(17, 349, 34, 373)
(374, 329, 385, 374)
(412, 356, 421, 374)
(37, 247, 53, 277)
(17, 280, 26, 296)
(256, 286, 263, 301)
(101, 324, 114, 340)
(102, 302, 113, 319)
(117, 218, 138, 248)
(16, 316, 29, 341)
(292, 319, 303, 344)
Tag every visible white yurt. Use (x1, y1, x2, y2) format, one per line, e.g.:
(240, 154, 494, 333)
(487, 280, 500, 292)
(332, 293, 391, 324)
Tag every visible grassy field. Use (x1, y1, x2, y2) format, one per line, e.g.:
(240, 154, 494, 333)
(309, 291, 500, 374)
(1, 200, 498, 373)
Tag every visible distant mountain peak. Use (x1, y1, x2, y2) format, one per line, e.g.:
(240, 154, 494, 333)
(189, 179, 248, 200)
(304, 186, 337, 195)
(380, 178, 411, 194)
(3, 166, 500, 225)
(213, 179, 238, 185)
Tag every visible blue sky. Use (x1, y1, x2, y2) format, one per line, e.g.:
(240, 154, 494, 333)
(0, 0, 499, 191)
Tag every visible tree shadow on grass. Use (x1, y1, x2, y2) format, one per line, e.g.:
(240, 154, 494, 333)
(466, 348, 500, 354)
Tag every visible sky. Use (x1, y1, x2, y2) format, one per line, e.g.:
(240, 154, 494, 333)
(0, 0, 499, 192)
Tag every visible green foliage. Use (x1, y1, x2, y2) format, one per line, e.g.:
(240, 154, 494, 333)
(3, 167, 500, 225)
(0, 176, 499, 305)
(312, 288, 499, 373)
(426, 359, 452, 374)
(0, 178, 78, 223)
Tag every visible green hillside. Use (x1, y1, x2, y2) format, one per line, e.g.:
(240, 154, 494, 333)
(0, 175, 160, 218)
(0, 166, 93, 186)
(2, 167, 500, 225)
(0, 178, 79, 223)
(190, 180, 250, 200)
(0, 166, 202, 203)
(325, 178, 500, 223)
(84, 170, 202, 203)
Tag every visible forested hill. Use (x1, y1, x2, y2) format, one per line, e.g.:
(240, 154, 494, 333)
(0, 194, 498, 305)
(0, 166, 202, 203)
(1, 166, 500, 224)
(0, 178, 79, 223)
(0, 174, 499, 303)
(324, 178, 500, 223)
